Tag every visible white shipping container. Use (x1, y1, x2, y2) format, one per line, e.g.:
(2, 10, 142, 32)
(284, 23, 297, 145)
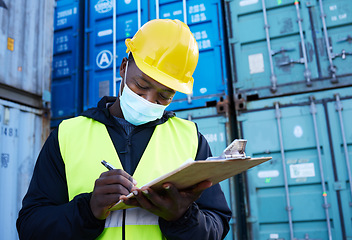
(0, 99, 50, 240)
(0, 0, 55, 108)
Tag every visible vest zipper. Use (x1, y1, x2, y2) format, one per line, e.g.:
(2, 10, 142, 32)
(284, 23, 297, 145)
(124, 135, 132, 174)
(125, 127, 139, 174)
(122, 209, 126, 240)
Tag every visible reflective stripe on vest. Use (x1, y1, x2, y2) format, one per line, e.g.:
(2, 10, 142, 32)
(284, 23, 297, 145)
(58, 116, 198, 240)
(99, 208, 163, 240)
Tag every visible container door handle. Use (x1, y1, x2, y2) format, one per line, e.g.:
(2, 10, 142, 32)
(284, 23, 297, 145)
(318, 0, 337, 83)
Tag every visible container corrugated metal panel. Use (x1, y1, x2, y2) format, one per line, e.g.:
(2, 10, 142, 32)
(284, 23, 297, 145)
(237, 87, 352, 240)
(51, 0, 84, 127)
(225, 0, 352, 100)
(83, 0, 149, 110)
(150, 0, 229, 111)
(175, 107, 236, 240)
(0, 99, 48, 240)
(0, 0, 54, 108)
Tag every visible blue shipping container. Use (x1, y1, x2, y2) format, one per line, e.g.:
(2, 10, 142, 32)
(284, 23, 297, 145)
(51, 0, 84, 127)
(175, 107, 236, 240)
(82, 0, 229, 111)
(225, 0, 352, 99)
(237, 87, 352, 240)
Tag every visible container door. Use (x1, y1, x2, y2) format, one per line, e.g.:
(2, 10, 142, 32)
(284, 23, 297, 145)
(239, 99, 343, 240)
(0, 104, 20, 240)
(0, 100, 44, 240)
(327, 96, 352, 238)
(84, 0, 149, 110)
(227, 0, 315, 98)
(313, 0, 352, 81)
(226, 0, 352, 99)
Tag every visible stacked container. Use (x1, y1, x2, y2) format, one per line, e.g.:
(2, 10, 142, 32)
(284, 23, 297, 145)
(0, 0, 55, 239)
(225, 0, 352, 239)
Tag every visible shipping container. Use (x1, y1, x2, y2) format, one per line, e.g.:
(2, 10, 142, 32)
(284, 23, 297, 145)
(0, 99, 49, 240)
(51, 0, 84, 127)
(225, 0, 352, 100)
(0, 0, 54, 109)
(175, 106, 237, 240)
(236, 87, 352, 240)
(81, 0, 229, 111)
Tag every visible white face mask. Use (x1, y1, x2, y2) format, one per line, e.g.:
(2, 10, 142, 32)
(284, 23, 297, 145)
(119, 61, 168, 126)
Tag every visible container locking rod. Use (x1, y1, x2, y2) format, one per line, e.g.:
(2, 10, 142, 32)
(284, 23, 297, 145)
(309, 96, 333, 240)
(295, 1, 311, 86)
(275, 102, 294, 240)
(335, 94, 352, 206)
(261, 0, 277, 92)
(318, 0, 337, 83)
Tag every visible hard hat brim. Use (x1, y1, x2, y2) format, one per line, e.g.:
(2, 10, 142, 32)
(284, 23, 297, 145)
(132, 53, 194, 95)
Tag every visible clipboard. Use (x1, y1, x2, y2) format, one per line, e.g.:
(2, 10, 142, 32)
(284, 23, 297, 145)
(110, 139, 271, 211)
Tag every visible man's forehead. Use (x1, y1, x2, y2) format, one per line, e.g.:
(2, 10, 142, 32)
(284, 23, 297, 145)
(129, 63, 176, 93)
(141, 76, 175, 92)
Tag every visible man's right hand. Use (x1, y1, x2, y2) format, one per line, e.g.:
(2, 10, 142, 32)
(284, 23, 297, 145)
(90, 169, 137, 220)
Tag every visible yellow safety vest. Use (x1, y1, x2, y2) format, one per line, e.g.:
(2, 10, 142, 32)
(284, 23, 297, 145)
(58, 116, 198, 239)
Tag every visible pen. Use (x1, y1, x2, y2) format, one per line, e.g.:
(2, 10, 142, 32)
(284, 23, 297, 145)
(101, 160, 136, 200)
(101, 160, 116, 170)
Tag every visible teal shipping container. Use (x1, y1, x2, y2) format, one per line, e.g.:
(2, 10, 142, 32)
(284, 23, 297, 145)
(175, 107, 237, 240)
(225, 0, 352, 100)
(237, 87, 352, 240)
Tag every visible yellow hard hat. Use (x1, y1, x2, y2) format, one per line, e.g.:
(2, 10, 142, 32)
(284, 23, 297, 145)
(125, 19, 199, 94)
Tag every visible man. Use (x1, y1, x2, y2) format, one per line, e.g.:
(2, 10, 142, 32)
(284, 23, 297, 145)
(17, 19, 231, 240)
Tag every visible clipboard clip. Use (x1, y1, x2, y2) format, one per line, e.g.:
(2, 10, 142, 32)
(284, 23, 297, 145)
(207, 139, 249, 160)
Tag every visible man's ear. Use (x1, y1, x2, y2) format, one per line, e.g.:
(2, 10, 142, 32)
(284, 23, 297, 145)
(119, 57, 128, 78)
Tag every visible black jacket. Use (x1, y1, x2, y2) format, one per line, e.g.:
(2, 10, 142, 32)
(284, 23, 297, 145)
(17, 97, 232, 240)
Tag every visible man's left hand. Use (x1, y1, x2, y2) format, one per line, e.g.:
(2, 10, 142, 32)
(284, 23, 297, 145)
(120, 181, 212, 221)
